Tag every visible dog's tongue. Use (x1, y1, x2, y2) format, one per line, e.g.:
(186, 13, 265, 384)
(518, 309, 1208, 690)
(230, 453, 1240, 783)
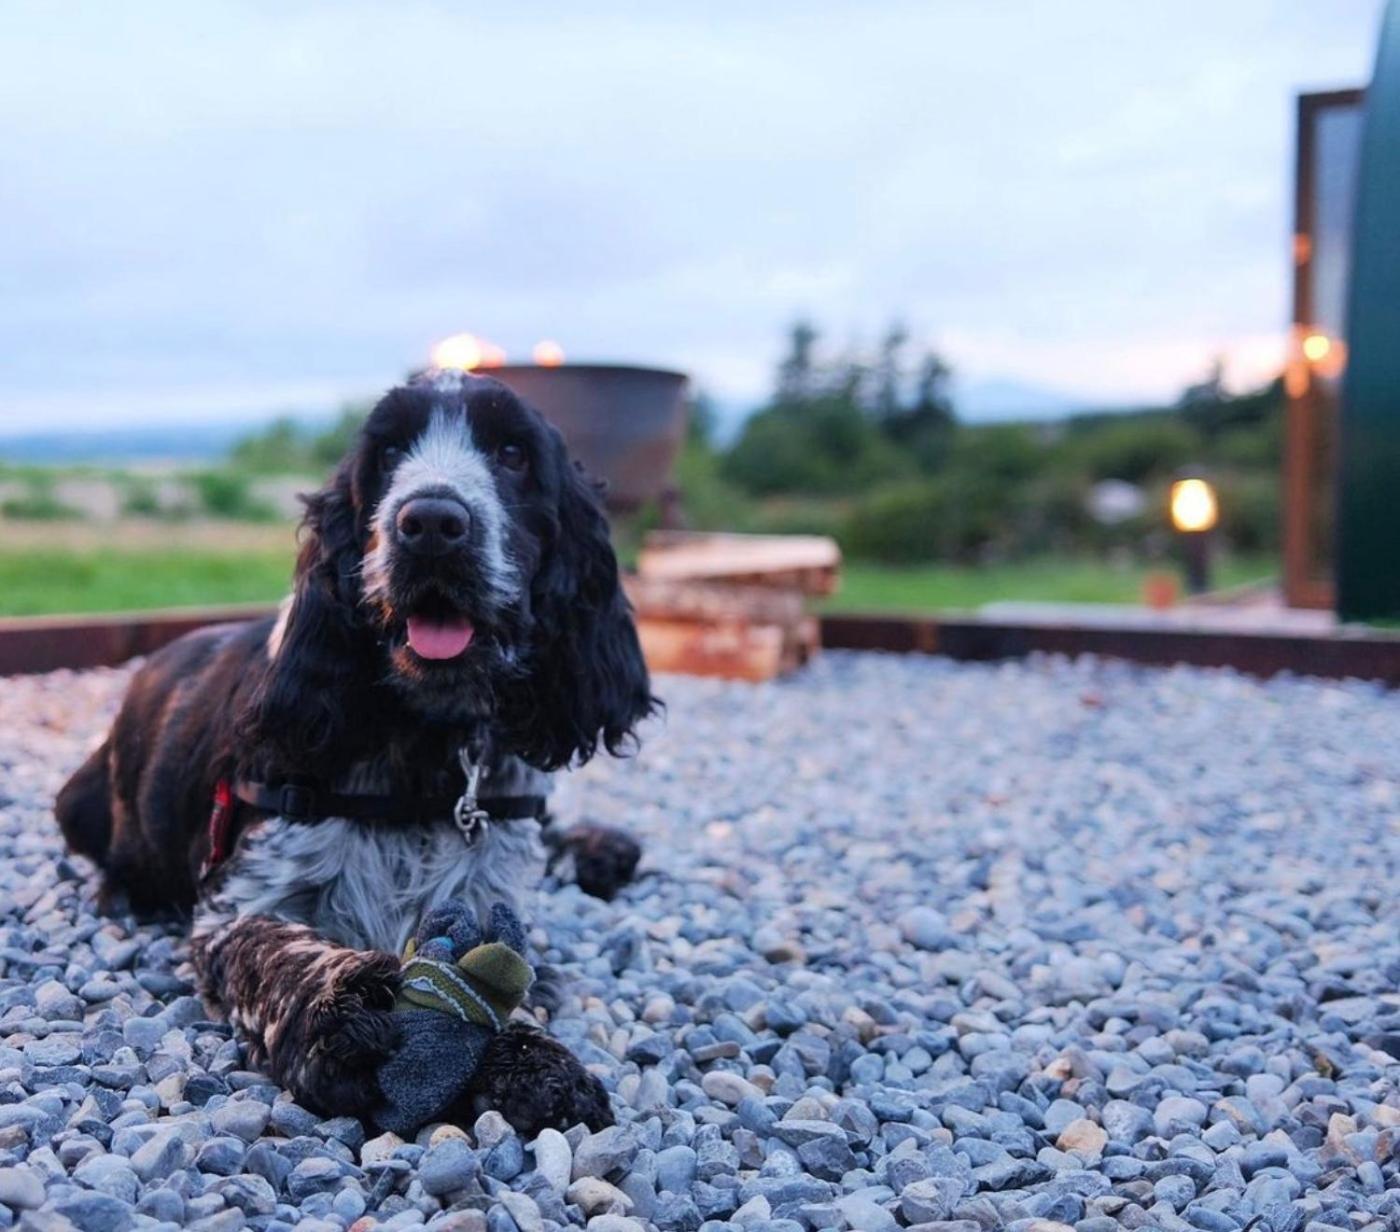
(406, 615, 474, 660)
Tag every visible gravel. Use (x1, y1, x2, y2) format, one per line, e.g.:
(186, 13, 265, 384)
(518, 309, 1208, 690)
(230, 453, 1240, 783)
(2, 651, 1398, 1231)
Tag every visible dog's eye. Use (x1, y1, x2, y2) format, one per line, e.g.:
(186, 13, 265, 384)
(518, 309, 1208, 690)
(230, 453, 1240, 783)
(497, 443, 527, 472)
(379, 445, 403, 470)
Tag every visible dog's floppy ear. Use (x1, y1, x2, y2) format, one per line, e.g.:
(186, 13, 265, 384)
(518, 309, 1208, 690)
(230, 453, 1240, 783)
(504, 449, 654, 771)
(238, 460, 368, 768)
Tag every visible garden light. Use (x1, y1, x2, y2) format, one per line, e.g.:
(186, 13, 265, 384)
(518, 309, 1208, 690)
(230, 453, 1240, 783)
(1301, 332, 1332, 362)
(1170, 475, 1217, 595)
(1170, 478, 1218, 534)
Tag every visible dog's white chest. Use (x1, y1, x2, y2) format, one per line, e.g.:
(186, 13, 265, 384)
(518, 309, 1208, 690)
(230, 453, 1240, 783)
(207, 816, 546, 954)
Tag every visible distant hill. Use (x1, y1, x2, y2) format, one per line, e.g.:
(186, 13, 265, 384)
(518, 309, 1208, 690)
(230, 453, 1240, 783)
(0, 419, 338, 466)
(953, 377, 1109, 422)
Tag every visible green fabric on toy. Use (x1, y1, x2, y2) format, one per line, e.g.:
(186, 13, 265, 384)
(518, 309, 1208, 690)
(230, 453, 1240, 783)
(374, 901, 533, 1136)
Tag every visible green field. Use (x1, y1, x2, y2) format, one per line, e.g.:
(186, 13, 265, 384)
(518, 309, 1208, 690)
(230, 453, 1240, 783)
(826, 556, 1275, 614)
(0, 546, 295, 617)
(0, 525, 1275, 618)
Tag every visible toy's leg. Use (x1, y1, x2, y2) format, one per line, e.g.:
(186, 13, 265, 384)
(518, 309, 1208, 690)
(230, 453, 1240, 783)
(190, 910, 400, 1119)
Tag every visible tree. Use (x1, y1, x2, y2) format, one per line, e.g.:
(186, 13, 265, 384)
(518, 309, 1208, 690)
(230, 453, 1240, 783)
(873, 322, 909, 419)
(877, 332, 956, 472)
(775, 320, 819, 405)
(686, 391, 718, 446)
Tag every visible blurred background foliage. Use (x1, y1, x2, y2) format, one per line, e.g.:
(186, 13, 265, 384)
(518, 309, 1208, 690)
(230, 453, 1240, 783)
(0, 319, 1282, 615)
(206, 319, 1281, 575)
(676, 320, 1281, 567)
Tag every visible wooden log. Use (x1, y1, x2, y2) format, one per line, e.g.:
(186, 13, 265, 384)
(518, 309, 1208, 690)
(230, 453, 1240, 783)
(635, 616, 787, 682)
(625, 575, 820, 679)
(624, 576, 806, 625)
(638, 531, 841, 596)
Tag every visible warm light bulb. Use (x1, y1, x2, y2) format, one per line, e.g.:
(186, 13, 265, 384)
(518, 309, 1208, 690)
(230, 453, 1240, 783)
(1170, 478, 1218, 534)
(1301, 333, 1332, 363)
(431, 333, 484, 371)
(533, 340, 566, 366)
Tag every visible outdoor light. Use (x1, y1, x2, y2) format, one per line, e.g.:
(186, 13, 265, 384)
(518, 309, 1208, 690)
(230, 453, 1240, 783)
(1301, 331, 1333, 363)
(1289, 327, 1349, 392)
(430, 332, 505, 371)
(532, 339, 566, 366)
(1170, 478, 1218, 534)
(1170, 475, 1218, 595)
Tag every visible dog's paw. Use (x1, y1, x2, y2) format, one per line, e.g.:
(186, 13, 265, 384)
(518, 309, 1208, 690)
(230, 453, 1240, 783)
(464, 1022, 613, 1135)
(548, 824, 641, 901)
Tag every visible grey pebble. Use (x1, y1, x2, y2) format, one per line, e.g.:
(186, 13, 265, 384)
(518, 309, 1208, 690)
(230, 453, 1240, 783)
(419, 1137, 479, 1196)
(2, 655, 1398, 1232)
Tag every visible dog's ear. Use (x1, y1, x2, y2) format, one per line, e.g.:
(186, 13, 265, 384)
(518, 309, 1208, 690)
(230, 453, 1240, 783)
(504, 451, 654, 771)
(238, 460, 368, 767)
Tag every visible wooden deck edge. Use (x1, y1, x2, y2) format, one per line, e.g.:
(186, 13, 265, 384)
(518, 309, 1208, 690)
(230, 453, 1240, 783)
(819, 613, 1400, 686)
(1, 604, 1397, 686)
(0, 605, 279, 677)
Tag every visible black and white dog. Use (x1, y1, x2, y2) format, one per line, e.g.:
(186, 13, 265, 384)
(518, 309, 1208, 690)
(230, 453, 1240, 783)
(55, 370, 655, 1133)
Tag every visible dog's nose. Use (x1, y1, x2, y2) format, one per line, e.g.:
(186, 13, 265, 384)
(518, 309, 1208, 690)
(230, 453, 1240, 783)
(395, 497, 471, 556)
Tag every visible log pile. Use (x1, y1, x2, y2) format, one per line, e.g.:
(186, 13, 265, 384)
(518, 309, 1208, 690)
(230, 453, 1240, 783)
(625, 532, 840, 682)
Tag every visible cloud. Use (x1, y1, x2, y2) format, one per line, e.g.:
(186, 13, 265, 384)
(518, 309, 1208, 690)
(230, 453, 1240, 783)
(0, 0, 1384, 430)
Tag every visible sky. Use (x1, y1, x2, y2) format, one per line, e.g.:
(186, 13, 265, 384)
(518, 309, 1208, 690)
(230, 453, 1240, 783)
(0, 1, 1385, 435)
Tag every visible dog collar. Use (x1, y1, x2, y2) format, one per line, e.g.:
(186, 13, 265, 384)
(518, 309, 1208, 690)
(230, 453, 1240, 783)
(202, 735, 545, 880)
(227, 779, 546, 828)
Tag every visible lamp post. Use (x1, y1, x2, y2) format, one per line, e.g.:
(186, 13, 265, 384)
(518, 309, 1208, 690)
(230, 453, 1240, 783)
(1169, 475, 1219, 595)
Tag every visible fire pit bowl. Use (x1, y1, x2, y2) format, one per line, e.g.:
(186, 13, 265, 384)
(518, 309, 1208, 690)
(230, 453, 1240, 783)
(486, 363, 688, 510)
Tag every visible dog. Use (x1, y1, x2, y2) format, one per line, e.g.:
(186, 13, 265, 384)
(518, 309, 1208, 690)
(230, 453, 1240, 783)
(54, 370, 655, 1135)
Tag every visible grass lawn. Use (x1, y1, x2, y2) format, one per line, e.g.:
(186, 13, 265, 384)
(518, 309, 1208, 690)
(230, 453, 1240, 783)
(0, 548, 295, 617)
(0, 520, 1277, 619)
(825, 555, 1276, 614)
(0, 522, 297, 617)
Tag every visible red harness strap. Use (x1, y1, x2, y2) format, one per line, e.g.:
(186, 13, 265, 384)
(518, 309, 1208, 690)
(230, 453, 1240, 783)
(201, 779, 235, 878)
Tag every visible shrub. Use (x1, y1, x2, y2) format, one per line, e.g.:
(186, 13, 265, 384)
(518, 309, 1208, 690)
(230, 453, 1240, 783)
(1213, 421, 1281, 470)
(188, 471, 277, 521)
(722, 397, 910, 496)
(118, 476, 163, 516)
(841, 476, 1022, 564)
(673, 436, 746, 531)
(948, 424, 1046, 485)
(1058, 417, 1201, 483)
(1, 477, 82, 520)
(1217, 472, 1280, 553)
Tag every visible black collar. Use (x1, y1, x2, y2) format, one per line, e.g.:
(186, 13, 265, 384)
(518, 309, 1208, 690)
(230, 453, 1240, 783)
(231, 779, 547, 826)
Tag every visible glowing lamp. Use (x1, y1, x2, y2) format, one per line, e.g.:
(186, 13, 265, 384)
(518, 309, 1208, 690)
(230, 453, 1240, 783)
(431, 333, 486, 371)
(1170, 475, 1217, 596)
(1301, 332, 1332, 363)
(1170, 478, 1219, 534)
(532, 340, 566, 367)
(430, 333, 506, 372)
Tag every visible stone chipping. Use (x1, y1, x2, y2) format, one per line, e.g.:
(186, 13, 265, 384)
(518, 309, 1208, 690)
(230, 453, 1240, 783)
(0, 651, 1397, 1232)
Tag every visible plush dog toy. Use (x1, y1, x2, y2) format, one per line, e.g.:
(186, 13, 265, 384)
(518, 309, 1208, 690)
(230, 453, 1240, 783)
(375, 901, 533, 1136)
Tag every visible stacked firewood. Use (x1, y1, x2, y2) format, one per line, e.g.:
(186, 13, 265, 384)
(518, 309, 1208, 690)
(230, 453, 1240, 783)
(624, 532, 840, 682)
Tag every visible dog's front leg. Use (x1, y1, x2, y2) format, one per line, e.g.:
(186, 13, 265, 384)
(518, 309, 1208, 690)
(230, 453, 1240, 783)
(190, 910, 400, 1119)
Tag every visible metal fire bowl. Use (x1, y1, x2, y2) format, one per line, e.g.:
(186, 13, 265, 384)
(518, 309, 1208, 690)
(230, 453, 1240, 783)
(486, 363, 688, 509)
